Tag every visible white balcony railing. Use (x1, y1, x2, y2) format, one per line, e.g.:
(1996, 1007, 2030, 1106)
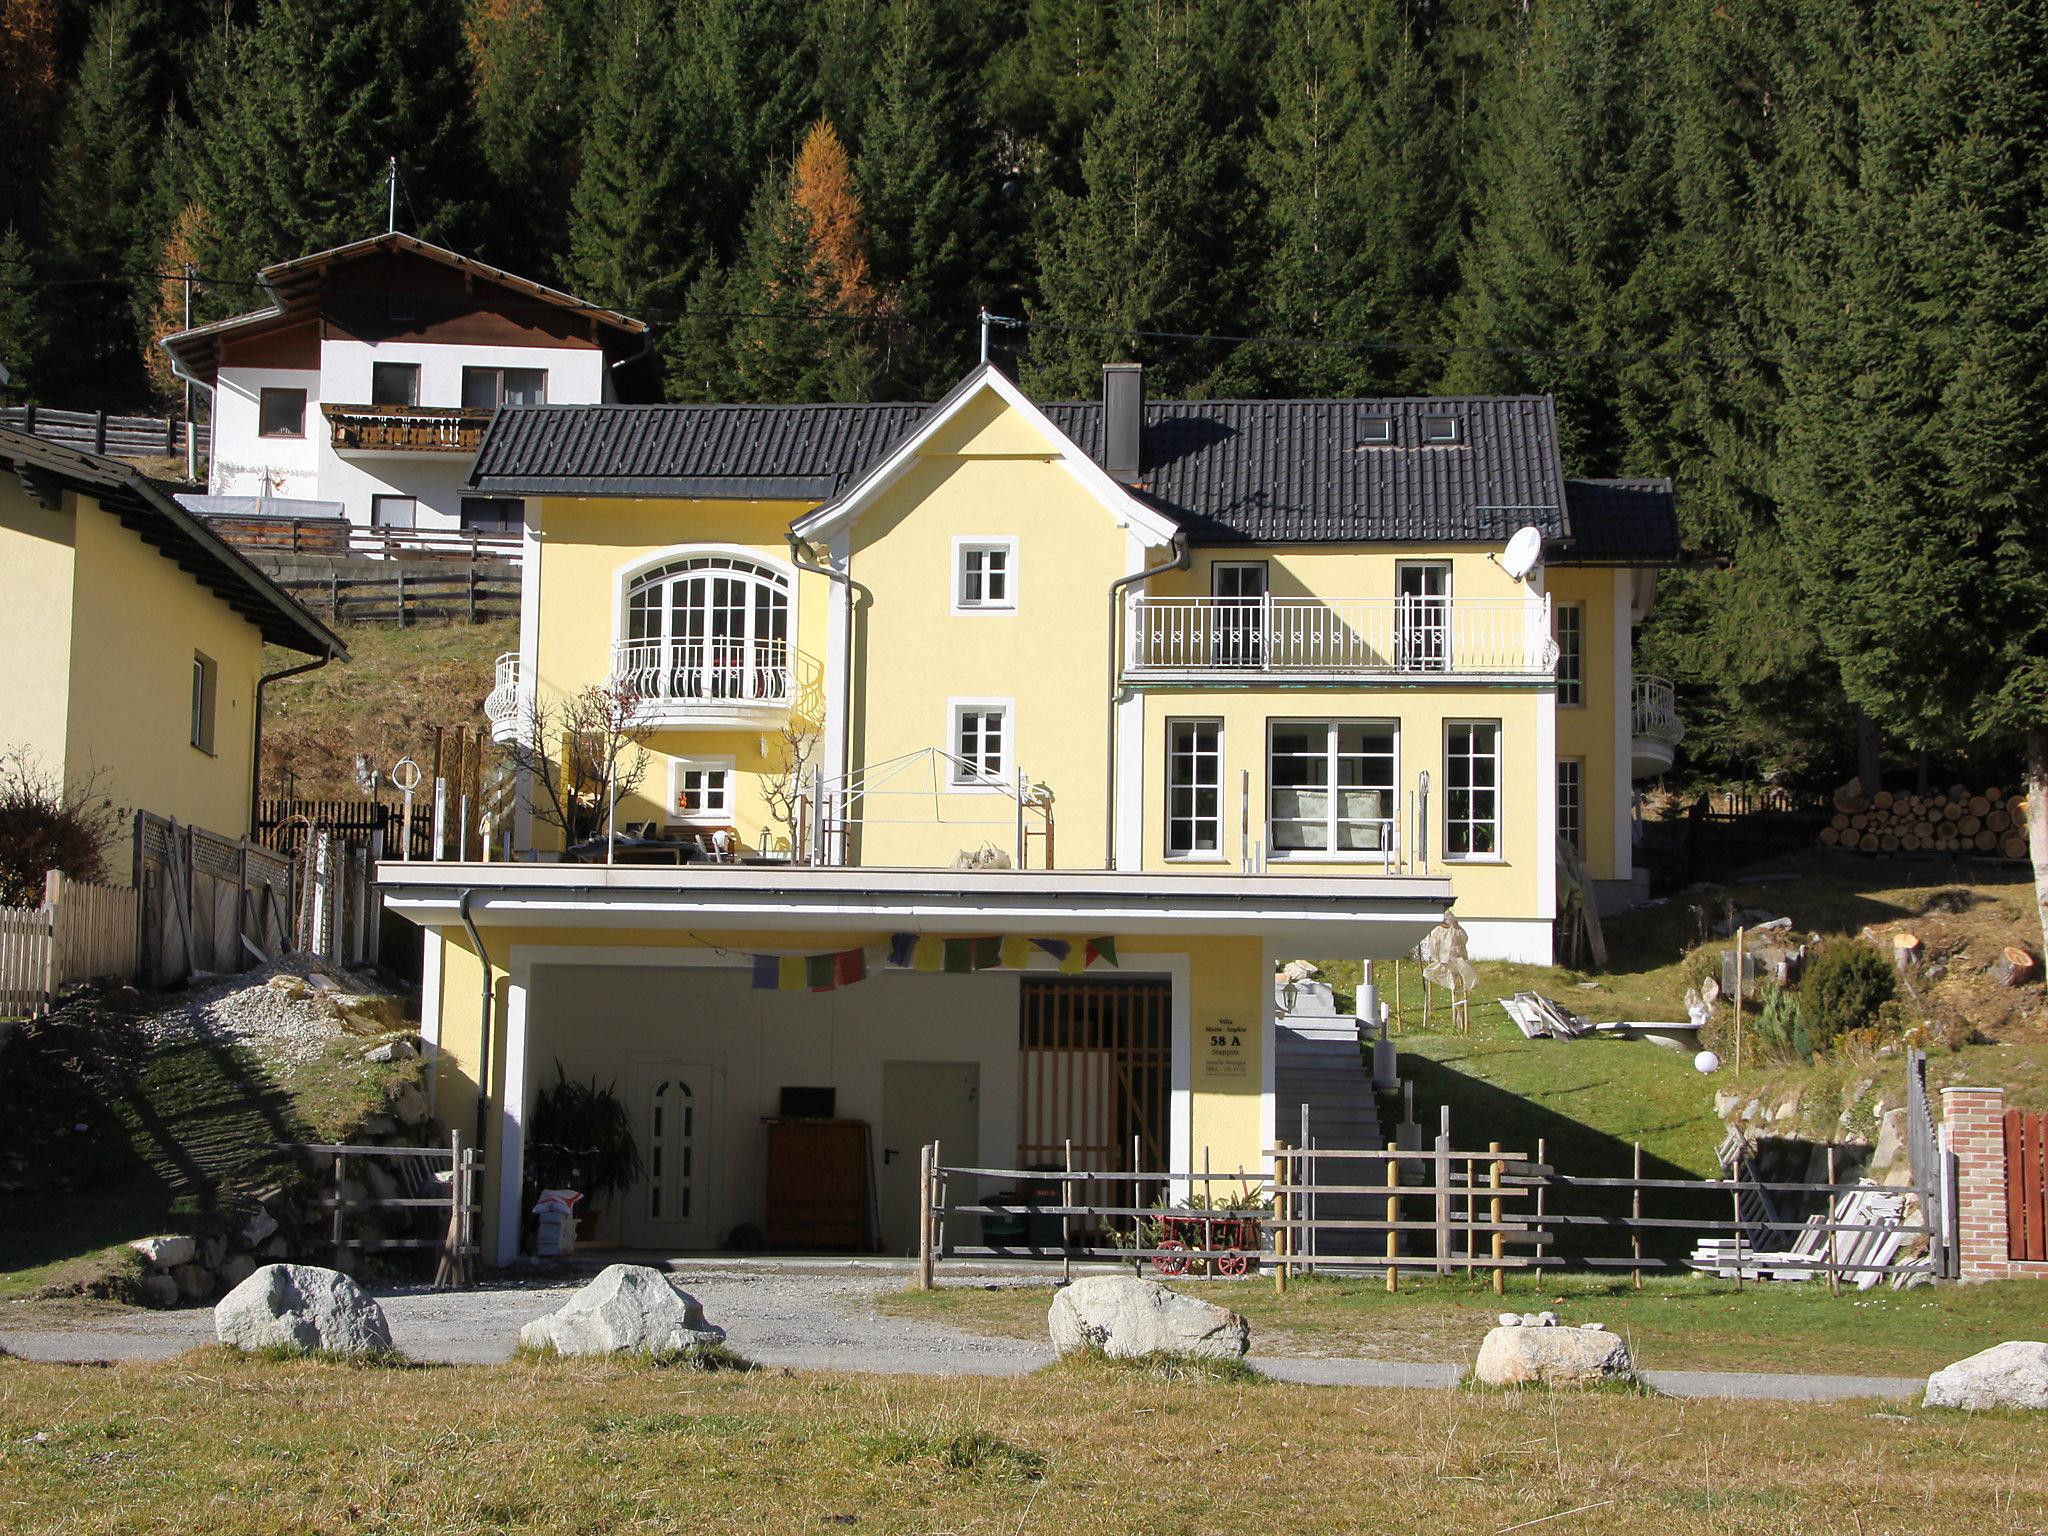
(1125, 595, 1557, 680)
(1632, 675, 1684, 746)
(484, 652, 521, 743)
(610, 637, 794, 722)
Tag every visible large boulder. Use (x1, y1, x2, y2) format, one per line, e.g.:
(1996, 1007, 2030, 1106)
(1047, 1275, 1249, 1360)
(1474, 1322, 1634, 1387)
(214, 1264, 393, 1355)
(130, 1235, 195, 1269)
(1925, 1341, 2048, 1411)
(519, 1264, 726, 1356)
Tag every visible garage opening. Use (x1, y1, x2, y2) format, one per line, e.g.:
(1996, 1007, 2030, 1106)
(1018, 977, 1171, 1188)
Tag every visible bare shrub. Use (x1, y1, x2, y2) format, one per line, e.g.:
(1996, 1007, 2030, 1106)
(0, 747, 124, 904)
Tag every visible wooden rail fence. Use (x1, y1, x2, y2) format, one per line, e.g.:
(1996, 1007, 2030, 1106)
(271, 566, 519, 626)
(0, 871, 139, 1021)
(202, 515, 521, 567)
(0, 404, 207, 460)
(286, 1135, 483, 1285)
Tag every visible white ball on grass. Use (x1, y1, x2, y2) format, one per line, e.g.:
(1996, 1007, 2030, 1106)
(1694, 1050, 1722, 1074)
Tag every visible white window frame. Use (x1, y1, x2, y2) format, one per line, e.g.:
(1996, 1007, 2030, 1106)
(1165, 718, 1225, 861)
(947, 697, 1012, 790)
(1555, 602, 1584, 707)
(190, 652, 216, 755)
(1266, 719, 1400, 861)
(1420, 413, 1463, 445)
(667, 756, 736, 825)
(1557, 757, 1583, 857)
(1444, 719, 1503, 862)
(951, 536, 1018, 613)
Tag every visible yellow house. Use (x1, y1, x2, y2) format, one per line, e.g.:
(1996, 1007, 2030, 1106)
(0, 429, 344, 856)
(381, 363, 1677, 1265)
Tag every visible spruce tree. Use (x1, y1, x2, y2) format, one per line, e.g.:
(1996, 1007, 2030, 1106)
(0, 0, 61, 238)
(0, 227, 45, 403)
(1026, 0, 1246, 398)
(564, 0, 695, 318)
(719, 162, 876, 403)
(465, 0, 592, 272)
(674, 0, 817, 263)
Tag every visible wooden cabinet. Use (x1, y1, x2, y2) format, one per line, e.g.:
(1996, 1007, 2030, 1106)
(763, 1118, 870, 1250)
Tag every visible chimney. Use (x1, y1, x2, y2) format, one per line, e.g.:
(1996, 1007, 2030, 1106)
(1103, 362, 1144, 483)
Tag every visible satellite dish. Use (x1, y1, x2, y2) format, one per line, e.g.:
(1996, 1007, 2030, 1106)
(1501, 526, 1544, 582)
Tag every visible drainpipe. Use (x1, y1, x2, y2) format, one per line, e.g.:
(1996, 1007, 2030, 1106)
(457, 889, 494, 1158)
(250, 650, 335, 834)
(1104, 534, 1189, 868)
(789, 533, 853, 862)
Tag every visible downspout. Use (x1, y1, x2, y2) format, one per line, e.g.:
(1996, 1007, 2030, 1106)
(790, 533, 853, 861)
(164, 349, 213, 489)
(1105, 534, 1189, 868)
(250, 650, 334, 833)
(457, 889, 494, 1159)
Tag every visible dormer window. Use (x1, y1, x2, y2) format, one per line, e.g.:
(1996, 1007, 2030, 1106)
(1357, 414, 1395, 447)
(1421, 414, 1462, 445)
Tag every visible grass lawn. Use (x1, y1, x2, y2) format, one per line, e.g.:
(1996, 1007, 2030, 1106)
(2, 1350, 2042, 1535)
(882, 1272, 2048, 1378)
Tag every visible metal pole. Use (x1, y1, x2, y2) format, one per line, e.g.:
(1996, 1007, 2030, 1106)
(387, 155, 398, 233)
(1632, 1140, 1643, 1290)
(182, 265, 196, 483)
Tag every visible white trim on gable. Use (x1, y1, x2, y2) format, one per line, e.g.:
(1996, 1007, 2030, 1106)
(790, 364, 1180, 548)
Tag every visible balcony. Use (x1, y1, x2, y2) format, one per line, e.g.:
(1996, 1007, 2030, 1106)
(611, 638, 794, 729)
(484, 652, 521, 744)
(1631, 674, 1684, 778)
(322, 402, 493, 455)
(1124, 595, 1557, 683)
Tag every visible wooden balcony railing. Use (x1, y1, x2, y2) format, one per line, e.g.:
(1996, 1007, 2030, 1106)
(322, 402, 493, 454)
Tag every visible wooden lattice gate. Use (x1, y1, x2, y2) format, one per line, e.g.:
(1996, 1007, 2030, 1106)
(2006, 1110, 2048, 1263)
(1017, 977, 1170, 1192)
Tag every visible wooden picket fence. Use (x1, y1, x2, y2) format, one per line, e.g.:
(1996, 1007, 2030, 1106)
(0, 871, 139, 1021)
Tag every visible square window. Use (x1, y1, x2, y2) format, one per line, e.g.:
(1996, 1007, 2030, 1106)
(258, 387, 306, 438)
(1421, 414, 1461, 445)
(1446, 721, 1501, 859)
(668, 757, 735, 823)
(1268, 720, 1396, 858)
(462, 366, 548, 409)
(1357, 414, 1394, 446)
(1555, 603, 1584, 706)
(950, 702, 1009, 785)
(954, 539, 1016, 611)
(1166, 719, 1223, 856)
(190, 652, 216, 754)
(371, 362, 419, 407)
(371, 494, 417, 529)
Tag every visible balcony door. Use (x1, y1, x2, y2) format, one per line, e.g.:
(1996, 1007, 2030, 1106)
(1396, 562, 1450, 672)
(1211, 561, 1266, 668)
(624, 554, 790, 704)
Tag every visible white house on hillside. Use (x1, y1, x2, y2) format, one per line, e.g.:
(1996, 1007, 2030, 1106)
(161, 233, 647, 535)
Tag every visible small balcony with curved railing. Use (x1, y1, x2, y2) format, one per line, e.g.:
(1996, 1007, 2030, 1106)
(484, 652, 522, 744)
(610, 638, 795, 730)
(1631, 674, 1685, 779)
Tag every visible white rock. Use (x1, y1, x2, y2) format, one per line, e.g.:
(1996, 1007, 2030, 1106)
(239, 1207, 279, 1247)
(388, 1081, 431, 1127)
(1498, 1312, 1521, 1327)
(1581, 1322, 1607, 1332)
(1537, 1310, 1560, 1326)
(1925, 1341, 2048, 1411)
(1474, 1325, 1634, 1387)
(1047, 1275, 1249, 1360)
(518, 1264, 726, 1356)
(214, 1264, 393, 1355)
(130, 1235, 195, 1269)
(364, 1039, 417, 1064)
(1520, 1312, 1544, 1327)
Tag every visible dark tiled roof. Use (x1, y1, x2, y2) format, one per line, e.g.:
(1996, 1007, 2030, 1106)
(1040, 396, 1570, 545)
(0, 428, 345, 656)
(1557, 478, 1680, 563)
(475, 388, 1674, 554)
(470, 402, 930, 499)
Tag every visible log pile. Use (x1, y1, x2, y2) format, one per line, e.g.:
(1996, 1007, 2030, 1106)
(1819, 779, 2028, 858)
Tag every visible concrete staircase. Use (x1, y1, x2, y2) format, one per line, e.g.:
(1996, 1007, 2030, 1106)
(1274, 997, 1387, 1261)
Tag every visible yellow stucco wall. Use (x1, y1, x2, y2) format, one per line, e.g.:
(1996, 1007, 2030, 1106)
(0, 481, 266, 852)
(845, 388, 1128, 868)
(1546, 565, 1626, 881)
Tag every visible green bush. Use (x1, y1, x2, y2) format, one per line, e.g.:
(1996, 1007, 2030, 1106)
(1751, 984, 1812, 1063)
(1797, 940, 1897, 1052)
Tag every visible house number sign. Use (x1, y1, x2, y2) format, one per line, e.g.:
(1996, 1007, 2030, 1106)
(1199, 1017, 1250, 1082)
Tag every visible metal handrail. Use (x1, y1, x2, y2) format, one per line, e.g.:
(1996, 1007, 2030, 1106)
(1126, 594, 1557, 678)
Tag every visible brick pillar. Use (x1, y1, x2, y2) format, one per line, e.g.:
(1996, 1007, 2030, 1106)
(1945, 1086, 2016, 1283)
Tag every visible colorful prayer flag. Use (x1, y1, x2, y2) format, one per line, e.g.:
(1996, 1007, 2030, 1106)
(1087, 936, 1120, 969)
(805, 952, 837, 991)
(942, 938, 973, 974)
(999, 935, 1031, 970)
(888, 932, 917, 968)
(972, 936, 1002, 970)
(778, 955, 806, 990)
(750, 954, 780, 989)
(1031, 938, 1070, 965)
(834, 948, 866, 987)
(913, 935, 944, 972)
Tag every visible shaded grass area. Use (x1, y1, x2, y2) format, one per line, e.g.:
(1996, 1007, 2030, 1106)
(0, 986, 401, 1301)
(1, 1350, 2041, 1535)
(882, 1272, 2048, 1378)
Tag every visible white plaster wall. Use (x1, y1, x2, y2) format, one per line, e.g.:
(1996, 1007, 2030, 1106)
(523, 963, 1025, 1248)
(318, 339, 606, 412)
(210, 365, 322, 501)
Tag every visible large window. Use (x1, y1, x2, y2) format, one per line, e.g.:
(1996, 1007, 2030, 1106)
(462, 365, 547, 409)
(370, 362, 419, 406)
(1558, 758, 1583, 857)
(190, 652, 216, 754)
(950, 701, 1010, 786)
(257, 387, 305, 438)
(622, 553, 791, 704)
(1166, 719, 1223, 858)
(954, 538, 1015, 611)
(1445, 721, 1501, 860)
(1268, 720, 1397, 857)
(1555, 603, 1584, 706)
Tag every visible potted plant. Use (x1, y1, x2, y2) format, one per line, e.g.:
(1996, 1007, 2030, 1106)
(525, 1063, 644, 1243)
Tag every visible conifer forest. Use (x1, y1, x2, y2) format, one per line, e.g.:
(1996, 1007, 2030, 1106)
(1, 0, 2045, 792)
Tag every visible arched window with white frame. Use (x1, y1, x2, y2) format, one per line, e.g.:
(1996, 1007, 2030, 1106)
(616, 552, 792, 707)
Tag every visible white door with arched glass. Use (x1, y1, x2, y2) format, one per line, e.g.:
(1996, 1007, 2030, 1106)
(616, 553, 793, 722)
(624, 1058, 718, 1250)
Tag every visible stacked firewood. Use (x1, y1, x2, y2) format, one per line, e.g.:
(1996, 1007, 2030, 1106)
(1820, 779, 2028, 857)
